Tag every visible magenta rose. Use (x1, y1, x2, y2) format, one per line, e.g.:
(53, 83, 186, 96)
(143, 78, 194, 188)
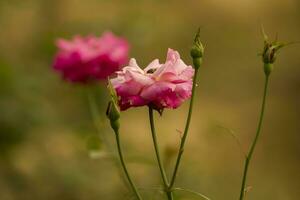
(111, 48, 194, 111)
(53, 31, 129, 83)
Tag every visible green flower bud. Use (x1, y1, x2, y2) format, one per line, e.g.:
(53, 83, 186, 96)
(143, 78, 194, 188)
(264, 63, 273, 76)
(262, 43, 281, 64)
(106, 101, 120, 122)
(190, 45, 203, 58)
(260, 26, 289, 76)
(106, 100, 120, 132)
(190, 28, 204, 70)
(110, 118, 120, 133)
(193, 58, 203, 69)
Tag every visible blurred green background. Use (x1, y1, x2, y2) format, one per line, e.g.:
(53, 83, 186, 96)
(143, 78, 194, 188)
(0, 0, 299, 199)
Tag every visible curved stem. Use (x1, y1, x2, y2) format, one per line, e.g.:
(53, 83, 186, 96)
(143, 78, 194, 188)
(115, 130, 143, 200)
(169, 67, 199, 190)
(239, 75, 270, 200)
(148, 107, 173, 200)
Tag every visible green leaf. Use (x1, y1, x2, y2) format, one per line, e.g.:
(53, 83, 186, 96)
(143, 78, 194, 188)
(173, 187, 211, 200)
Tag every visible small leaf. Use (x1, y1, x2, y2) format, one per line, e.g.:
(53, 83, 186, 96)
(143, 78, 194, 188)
(210, 122, 246, 158)
(173, 187, 211, 200)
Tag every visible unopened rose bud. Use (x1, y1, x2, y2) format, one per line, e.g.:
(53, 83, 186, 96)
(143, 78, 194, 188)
(190, 28, 204, 70)
(190, 45, 203, 58)
(106, 80, 121, 132)
(262, 43, 284, 76)
(260, 27, 287, 76)
(106, 100, 120, 122)
(106, 100, 120, 132)
(192, 57, 203, 69)
(263, 63, 273, 76)
(262, 41, 285, 63)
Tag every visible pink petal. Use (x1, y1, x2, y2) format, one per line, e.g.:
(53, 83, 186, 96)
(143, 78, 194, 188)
(144, 59, 161, 73)
(166, 48, 180, 63)
(118, 95, 149, 111)
(141, 81, 176, 100)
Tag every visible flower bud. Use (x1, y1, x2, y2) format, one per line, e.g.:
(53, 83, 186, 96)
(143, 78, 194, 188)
(190, 45, 203, 58)
(260, 27, 287, 76)
(106, 100, 120, 132)
(262, 43, 280, 64)
(190, 28, 204, 70)
(193, 57, 203, 69)
(106, 79, 121, 132)
(263, 63, 273, 76)
(106, 100, 120, 122)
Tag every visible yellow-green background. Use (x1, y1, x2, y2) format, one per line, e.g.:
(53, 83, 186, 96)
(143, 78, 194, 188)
(0, 0, 299, 199)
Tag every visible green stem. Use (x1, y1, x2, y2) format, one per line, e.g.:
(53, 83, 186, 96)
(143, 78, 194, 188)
(239, 75, 270, 200)
(166, 192, 174, 200)
(169, 67, 199, 190)
(148, 107, 173, 200)
(114, 130, 143, 200)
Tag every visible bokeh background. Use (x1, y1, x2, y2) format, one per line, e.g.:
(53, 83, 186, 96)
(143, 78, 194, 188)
(0, 0, 299, 199)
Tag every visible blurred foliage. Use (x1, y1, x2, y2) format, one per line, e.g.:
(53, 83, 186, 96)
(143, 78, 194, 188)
(0, 0, 299, 199)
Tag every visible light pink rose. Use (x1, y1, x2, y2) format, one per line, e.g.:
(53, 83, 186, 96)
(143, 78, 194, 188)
(53, 31, 129, 83)
(111, 48, 194, 111)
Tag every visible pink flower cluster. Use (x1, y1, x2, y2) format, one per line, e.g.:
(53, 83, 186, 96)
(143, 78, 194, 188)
(53, 32, 129, 83)
(111, 49, 194, 110)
